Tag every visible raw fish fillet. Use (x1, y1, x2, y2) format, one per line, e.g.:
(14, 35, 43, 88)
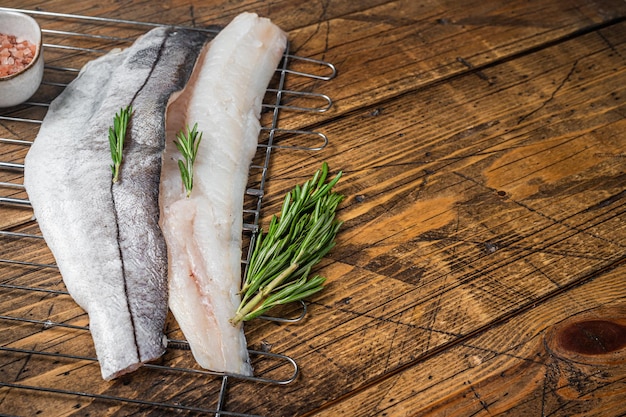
(160, 12, 287, 376)
(24, 27, 208, 380)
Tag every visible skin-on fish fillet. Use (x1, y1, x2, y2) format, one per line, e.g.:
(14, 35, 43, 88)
(160, 12, 287, 376)
(24, 27, 209, 380)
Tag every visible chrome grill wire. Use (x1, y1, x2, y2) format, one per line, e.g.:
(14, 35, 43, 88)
(0, 7, 335, 417)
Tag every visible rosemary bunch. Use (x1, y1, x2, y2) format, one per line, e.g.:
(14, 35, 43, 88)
(231, 162, 344, 325)
(174, 123, 202, 197)
(108, 105, 132, 183)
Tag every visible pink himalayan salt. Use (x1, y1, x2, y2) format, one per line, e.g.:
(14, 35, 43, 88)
(0, 33, 37, 78)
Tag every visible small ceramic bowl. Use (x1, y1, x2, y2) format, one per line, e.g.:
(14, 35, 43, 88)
(0, 10, 44, 107)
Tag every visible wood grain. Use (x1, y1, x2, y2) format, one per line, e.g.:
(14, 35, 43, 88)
(1, 0, 625, 416)
(308, 263, 626, 417)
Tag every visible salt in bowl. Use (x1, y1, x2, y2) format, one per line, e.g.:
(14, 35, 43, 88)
(0, 10, 44, 107)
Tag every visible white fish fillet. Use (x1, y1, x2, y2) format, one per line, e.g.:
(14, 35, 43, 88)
(160, 12, 287, 376)
(24, 27, 208, 380)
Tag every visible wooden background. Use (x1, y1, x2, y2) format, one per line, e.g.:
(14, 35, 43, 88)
(1, 0, 625, 416)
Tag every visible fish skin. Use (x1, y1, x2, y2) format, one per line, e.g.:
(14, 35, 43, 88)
(161, 12, 288, 376)
(24, 27, 209, 380)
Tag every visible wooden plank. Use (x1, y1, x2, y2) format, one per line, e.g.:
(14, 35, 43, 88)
(307, 262, 626, 416)
(284, 0, 626, 120)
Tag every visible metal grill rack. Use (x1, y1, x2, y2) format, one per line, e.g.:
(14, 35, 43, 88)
(0, 7, 336, 416)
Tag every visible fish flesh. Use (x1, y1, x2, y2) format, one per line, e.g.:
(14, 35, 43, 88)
(25, 12, 287, 379)
(24, 27, 209, 380)
(160, 12, 287, 376)
(161, 12, 287, 376)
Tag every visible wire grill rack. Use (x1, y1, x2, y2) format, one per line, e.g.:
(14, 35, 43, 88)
(0, 7, 335, 416)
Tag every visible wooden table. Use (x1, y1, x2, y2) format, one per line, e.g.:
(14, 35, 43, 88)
(1, 1, 625, 416)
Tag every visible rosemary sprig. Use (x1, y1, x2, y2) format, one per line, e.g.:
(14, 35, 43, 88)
(231, 162, 344, 325)
(174, 123, 202, 198)
(108, 105, 132, 183)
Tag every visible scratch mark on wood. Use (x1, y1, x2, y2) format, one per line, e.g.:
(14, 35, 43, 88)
(453, 171, 625, 250)
(55, 361, 94, 377)
(525, 259, 561, 288)
(188, 5, 196, 27)
(596, 30, 625, 62)
(424, 290, 444, 352)
(421, 207, 462, 350)
(490, 144, 592, 195)
(308, 340, 356, 378)
(541, 365, 552, 417)
(459, 341, 545, 366)
(370, 367, 401, 414)
(467, 382, 492, 415)
(583, 190, 626, 213)
(292, 0, 331, 58)
(383, 325, 398, 371)
(446, 120, 500, 143)
(14, 347, 33, 381)
(281, 324, 355, 377)
(517, 59, 579, 124)
(320, 0, 331, 60)
(457, 56, 493, 84)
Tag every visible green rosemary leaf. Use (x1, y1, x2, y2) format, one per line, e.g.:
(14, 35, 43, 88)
(108, 105, 132, 183)
(238, 274, 327, 322)
(231, 162, 343, 325)
(174, 123, 202, 197)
